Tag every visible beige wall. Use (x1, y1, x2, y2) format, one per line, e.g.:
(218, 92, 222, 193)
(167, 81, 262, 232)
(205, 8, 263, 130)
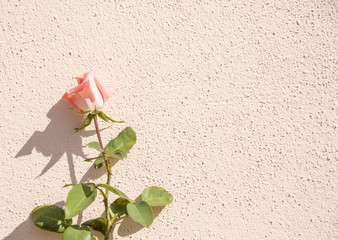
(1, 1, 337, 239)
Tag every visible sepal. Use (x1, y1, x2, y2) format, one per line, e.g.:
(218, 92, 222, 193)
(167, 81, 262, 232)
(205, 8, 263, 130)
(98, 111, 124, 123)
(74, 114, 95, 133)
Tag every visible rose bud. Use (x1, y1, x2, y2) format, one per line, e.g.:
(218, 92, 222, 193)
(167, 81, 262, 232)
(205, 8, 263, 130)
(62, 70, 111, 112)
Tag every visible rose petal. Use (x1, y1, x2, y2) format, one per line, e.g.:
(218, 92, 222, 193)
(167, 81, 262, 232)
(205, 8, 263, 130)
(92, 72, 111, 102)
(75, 71, 88, 84)
(87, 77, 104, 109)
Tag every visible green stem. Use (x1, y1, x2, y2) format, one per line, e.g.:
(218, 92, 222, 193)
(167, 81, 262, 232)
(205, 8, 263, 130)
(93, 115, 113, 240)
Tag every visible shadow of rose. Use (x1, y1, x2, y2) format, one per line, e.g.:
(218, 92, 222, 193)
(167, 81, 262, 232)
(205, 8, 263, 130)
(15, 100, 96, 183)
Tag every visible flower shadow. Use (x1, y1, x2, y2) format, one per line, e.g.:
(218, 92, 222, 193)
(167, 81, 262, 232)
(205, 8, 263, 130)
(15, 100, 96, 183)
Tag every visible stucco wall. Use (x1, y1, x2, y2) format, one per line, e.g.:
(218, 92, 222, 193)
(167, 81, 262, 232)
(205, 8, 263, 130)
(0, 1, 337, 239)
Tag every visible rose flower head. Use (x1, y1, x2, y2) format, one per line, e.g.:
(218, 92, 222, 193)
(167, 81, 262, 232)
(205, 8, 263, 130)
(62, 70, 111, 113)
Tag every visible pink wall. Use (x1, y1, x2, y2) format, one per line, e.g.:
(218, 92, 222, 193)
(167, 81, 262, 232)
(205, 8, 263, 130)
(1, 0, 337, 239)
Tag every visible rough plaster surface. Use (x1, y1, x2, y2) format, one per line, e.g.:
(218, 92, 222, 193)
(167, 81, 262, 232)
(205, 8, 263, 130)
(0, 0, 337, 239)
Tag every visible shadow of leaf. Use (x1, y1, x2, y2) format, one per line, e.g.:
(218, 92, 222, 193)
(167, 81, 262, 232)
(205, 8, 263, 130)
(3, 219, 62, 240)
(4, 201, 66, 240)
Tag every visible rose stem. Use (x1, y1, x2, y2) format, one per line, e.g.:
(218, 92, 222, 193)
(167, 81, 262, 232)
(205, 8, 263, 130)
(93, 115, 112, 184)
(93, 114, 113, 240)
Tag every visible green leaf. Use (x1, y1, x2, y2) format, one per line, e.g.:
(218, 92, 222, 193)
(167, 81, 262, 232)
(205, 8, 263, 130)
(84, 157, 99, 162)
(31, 205, 72, 233)
(63, 225, 91, 240)
(141, 186, 173, 207)
(94, 156, 105, 169)
(110, 197, 130, 218)
(64, 183, 95, 188)
(74, 114, 94, 133)
(104, 127, 136, 160)
(65, 184, 97, 219)
(97, 184, 132, 202)
(87, 142, 104, 152)
(83, 156, 104, 166)
(98, 111, 124, 123)
(92, 235, 99, 240)
(82, 217, 107, 235)
(127, 201, 154, 228)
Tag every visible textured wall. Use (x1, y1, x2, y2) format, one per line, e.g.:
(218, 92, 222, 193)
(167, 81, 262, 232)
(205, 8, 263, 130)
(0, 0, 337, 239)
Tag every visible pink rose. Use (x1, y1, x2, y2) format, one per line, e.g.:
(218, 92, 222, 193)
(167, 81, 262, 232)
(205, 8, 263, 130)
(63, 70, 111, 112)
